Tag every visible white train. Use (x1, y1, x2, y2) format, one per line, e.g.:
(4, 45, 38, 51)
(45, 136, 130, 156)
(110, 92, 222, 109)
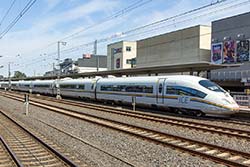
(0, 75, 239, 116)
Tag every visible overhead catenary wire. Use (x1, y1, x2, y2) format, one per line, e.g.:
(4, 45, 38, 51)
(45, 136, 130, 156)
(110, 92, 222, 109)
(13, 0, 250, 73)
(60, 0, 153, 41)
(0, 0, 37, 39)
(0, 0, 17, 27)
(33, 0, 153, 53)
(47, 0, 232, 56)
(13, 0, 239, 71)
(108, 0, 250, 44)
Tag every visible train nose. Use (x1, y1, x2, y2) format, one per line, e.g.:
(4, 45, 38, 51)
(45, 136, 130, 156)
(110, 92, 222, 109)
(224, 103, 239, 115)
(231, 103, 240, 112)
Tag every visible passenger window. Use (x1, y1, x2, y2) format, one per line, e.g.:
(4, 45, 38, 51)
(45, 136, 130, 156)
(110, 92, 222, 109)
(78, 85, 85, 90)
(159, 84, 163, 93)
(166, 86, 207, 98)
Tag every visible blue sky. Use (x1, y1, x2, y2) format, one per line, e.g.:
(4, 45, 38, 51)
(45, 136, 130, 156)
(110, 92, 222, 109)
(0, 0, 250, 76)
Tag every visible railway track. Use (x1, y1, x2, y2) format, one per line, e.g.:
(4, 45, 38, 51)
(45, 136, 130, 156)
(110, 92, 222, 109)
(1, 92, 250, 166)
(3, 92, 250, 141)
(34, 118, 137, 167)
(0, 135, 21, 167)
(0, 109, 81, 167)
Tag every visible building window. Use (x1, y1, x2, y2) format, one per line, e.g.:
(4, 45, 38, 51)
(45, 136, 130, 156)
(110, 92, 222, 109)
(126, 58, 136, 67)
(116, 58, 120, 68)
(126, 46, 131, 52)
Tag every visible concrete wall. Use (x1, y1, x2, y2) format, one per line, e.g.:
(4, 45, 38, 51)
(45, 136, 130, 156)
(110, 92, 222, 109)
(77, 55, 107, 68)
(212, 12, 250, 42)
(136, 25, 211, 68)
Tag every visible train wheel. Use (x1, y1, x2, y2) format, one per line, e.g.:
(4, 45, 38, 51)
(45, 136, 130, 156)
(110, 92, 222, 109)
(196, 111, 205, 117)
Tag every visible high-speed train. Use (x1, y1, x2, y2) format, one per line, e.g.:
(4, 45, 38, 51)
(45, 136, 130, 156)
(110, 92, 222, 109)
(0, 75, 239, 116)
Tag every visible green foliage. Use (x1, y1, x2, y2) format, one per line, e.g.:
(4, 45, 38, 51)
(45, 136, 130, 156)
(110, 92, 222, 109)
(13, 71, 26, 79)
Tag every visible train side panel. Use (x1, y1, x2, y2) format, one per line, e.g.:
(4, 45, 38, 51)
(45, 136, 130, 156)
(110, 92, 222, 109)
(59, 79, 94, 99)
(96, 77, 159, 107)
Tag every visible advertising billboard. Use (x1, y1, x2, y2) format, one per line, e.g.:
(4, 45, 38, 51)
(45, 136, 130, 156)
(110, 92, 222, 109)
(236, 40, 250, 62)
(211, 43, 223, 64)
(113, 48, 122, 54)
(223, 40, 236, 63)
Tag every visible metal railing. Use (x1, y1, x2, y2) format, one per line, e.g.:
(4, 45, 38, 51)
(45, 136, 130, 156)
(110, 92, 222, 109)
(233, 95, 250, 107)
(211, 70, 250, 81)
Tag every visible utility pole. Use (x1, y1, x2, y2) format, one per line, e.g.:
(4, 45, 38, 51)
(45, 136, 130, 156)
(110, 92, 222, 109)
(52, 62, 55, 75)
(56, 41, 66, 99)
(8, 62, 11, 90)
(56, 41, 61, 99)
(94, 40, 99, 72)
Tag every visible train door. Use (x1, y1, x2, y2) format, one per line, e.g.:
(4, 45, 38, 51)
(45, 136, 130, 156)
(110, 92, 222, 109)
(157, 78, 166, 104)
(92, 78, 101, 100)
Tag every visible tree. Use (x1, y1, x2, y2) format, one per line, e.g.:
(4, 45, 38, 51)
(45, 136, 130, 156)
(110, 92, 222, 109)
(13, 71, 26, 79)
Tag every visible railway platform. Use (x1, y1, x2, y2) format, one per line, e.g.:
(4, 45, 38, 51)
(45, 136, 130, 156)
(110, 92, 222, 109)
(236, 106, 250, 118)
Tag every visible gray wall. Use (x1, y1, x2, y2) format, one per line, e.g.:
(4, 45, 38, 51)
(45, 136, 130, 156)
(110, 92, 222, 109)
(212, 12, 250, 42)
(77, 55, 107, 68)
(136, 25, 211, 68)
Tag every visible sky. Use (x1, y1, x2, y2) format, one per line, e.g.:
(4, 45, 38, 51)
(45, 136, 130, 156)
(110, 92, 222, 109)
(0, 0, 250, 77)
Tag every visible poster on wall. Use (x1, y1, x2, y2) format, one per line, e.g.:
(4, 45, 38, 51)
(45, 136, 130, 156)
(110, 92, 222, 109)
(113, 48, 122, 54)
(211, 43, 223, 64)
(236, 40, 250, 62)
(223, 40, 236, 63)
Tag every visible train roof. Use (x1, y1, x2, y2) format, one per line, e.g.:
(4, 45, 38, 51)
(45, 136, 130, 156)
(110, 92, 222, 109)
(98, 75, 206, 83)
(32, 80, 54, 85)
(3, 75, 208, 85)
(59, 78, 93, 84)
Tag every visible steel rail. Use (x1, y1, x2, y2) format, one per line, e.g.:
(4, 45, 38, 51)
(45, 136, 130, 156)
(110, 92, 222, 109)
(2, 94, 250, 167)
(0, 109, 79, 167)
(3, 92, 250, 141)
(39, 95, 250, 140)
(0, 135, 23, 167)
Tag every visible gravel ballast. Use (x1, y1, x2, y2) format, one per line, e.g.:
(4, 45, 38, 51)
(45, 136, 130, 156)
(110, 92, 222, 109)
(0, 95, 230, 167)
(33, 96, 250, 153)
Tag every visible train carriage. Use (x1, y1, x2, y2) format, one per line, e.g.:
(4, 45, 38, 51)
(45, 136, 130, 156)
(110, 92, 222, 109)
(96, 75, 239, 116)
(164, 75, 238, 116)
(59, 78, 94, 99)
(32, 80, 55, 95)
(10, 81, 20, 90)
(18, 80, 32, 92)
(0, 81, 8, 89)
(0, 75, 240, 117)
(96, 77, 157, 106)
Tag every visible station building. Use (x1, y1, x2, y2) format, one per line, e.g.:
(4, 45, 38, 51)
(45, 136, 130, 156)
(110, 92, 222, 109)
(44, 55, 107, 76)
(210, 12, 250, 91)
(106, 26, 213, 76)
(136, 25, 211, 68)
(75, 55, 107, 73)
(107, 41, 137, 70)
